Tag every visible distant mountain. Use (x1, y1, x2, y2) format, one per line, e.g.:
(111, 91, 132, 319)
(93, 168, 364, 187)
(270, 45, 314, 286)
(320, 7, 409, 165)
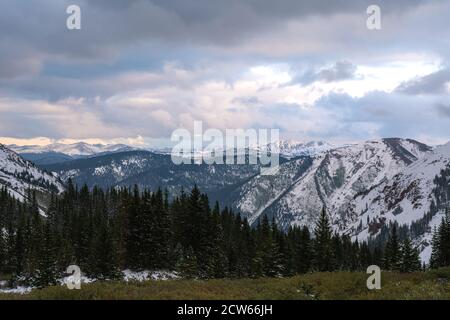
(41, 150, 265, 198)
(261, 140, 334, 158)
(35, 137, 450, 262)
(9, 142, 140, 165)
(9, 142, 137, 156)
(0, 144, 65, 205)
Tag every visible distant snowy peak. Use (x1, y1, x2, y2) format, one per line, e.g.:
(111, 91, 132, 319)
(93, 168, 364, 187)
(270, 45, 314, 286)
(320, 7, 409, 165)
(9, 142, 138, 156)
(261, 140, 334, 158)
(0, 144, 65, 201)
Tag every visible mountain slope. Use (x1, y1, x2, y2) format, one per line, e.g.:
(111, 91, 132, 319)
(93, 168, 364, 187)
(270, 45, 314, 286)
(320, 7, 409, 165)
(349, 142, 450, 261)
(233, 138, 433, 232)
(42, 150, 263, 198)
(264, 140, 334, 158)
(0, 144, 65, 202)
(36, 137, 450, 263)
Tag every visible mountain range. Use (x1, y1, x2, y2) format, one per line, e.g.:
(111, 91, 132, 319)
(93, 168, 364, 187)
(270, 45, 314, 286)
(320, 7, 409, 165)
(2, 138, 450, 262)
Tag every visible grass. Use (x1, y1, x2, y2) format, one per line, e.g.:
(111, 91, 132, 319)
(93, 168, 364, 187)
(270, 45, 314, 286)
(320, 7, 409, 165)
(1, 269, 450, 300)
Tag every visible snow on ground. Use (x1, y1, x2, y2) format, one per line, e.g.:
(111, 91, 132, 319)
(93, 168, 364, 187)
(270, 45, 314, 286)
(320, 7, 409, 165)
(0, 286, 33, 294)
(0, 270, 179, 295)
(122, 270, 179, 282)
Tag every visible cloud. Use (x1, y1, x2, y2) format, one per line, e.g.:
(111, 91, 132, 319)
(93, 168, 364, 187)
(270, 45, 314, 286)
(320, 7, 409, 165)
(318, 61, 358, 82)
(292, 61, 359, 85)
(396, 67, 450, 95)
(1, 0, 450, 145)
(435, 103, 450, 118)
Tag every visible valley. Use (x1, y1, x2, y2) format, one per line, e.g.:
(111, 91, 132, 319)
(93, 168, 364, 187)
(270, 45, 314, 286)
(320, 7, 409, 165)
(2, 137, 450, 264)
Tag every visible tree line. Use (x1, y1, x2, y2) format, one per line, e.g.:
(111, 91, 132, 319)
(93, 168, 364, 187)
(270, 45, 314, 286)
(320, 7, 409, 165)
(0, 181, 424, 288)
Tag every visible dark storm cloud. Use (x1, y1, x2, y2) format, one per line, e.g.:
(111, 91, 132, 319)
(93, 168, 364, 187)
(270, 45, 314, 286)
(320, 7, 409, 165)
(1, 0, 450, 143)
(318, 61, 358, 82)
(396, 67, 450, 95)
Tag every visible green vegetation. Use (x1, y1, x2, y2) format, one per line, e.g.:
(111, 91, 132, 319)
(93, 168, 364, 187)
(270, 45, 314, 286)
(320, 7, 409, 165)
(2, 268, 450, 300)
(0, 182, 426, 290)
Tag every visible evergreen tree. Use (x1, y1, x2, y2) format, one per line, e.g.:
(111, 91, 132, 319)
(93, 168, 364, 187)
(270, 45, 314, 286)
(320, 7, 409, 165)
(383, 224, 401, 271)
(298, 226, 312, 273)
(430, 227, 441, 268)
(176, 246, 198, 279)
(400, 237, 421, 273)
(0, 227, 5, 273)
(33, 222, 59, 288)
(313, 208, 334, 271)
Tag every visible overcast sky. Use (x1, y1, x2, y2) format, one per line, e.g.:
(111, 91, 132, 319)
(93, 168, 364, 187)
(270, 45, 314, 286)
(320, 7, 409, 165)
(0, 0, 450, 147)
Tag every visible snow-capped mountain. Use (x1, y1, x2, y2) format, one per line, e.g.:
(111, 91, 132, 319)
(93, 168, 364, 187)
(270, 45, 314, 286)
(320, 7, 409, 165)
(233, 138, 432, 226)
(9, 142, 137, 157)
(41, 150, 261, 197)
(0, 144, 65, 202)
(349, 142, 450, 260)
(267, 140, 334, 158)
(32, 137, 450, 262)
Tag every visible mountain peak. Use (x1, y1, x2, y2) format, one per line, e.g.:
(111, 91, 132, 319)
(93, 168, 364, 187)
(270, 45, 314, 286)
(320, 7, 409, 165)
(8, 142, 138, 157)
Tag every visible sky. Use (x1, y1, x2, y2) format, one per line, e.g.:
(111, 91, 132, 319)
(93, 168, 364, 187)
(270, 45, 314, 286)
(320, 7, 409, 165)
(0, 0, 450, 147)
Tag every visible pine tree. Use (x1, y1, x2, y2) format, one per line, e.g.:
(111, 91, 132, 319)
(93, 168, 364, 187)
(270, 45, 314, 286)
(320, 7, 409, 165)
(93, 221, 120, 279)
(313, 208, 334, 271)
(0, 227, 5, 274)
(298, 226, 312, 273)
(400, 237, 421, 273)
(430, 226, 441, 268)
(383, 224, 401, 271)
(1, 182, 422, 285)
(206, 202, 227, 278)
(126, 185, 143, 269)
(33, 222, 59, 288)
(176, 246, 198, 279)
(439, 213, 450, 266)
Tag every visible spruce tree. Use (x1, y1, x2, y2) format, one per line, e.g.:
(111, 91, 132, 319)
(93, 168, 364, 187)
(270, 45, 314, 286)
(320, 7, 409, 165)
(33, 222, 59, 288)
(383, 224, 401, 271)
(430, 226, 441, 268)
(92, 219, 120, 280)
(298, 226, 312, 273)
(0, 228, 5, 274)
(400, 237, 421, 273)
(176, 246, 198, 279)
(313, 208, 334, 271)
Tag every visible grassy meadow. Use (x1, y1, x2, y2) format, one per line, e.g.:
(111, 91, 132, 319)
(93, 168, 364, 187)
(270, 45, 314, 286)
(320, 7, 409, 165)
(1, 268, 450, 300)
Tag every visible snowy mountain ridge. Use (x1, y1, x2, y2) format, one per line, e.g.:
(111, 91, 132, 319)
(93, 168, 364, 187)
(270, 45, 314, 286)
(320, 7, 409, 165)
(9, 142, 138, 156)
(0, 144, 65, 201)
(5, 138, 450, 262)
(9, 140, 334, 159)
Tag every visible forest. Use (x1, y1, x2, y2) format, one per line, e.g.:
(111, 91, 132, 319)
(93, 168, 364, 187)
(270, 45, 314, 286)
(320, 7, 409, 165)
(1, 178, 448, 289)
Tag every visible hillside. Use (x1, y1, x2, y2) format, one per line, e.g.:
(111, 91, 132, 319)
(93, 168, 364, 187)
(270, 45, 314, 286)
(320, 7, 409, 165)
(0, 144, 64, 202)
(26, 138, 450, 262)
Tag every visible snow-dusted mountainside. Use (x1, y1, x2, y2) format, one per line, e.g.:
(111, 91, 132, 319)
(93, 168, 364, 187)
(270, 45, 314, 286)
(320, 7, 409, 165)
(42, 150, 261, 197)
(0, 144, 65, 201)
(233, 138, 433, 230)
(9, 142, 137, 157)
(269, 140, 334, 158)
(351, 142, 450, 235)
(34, 137, 450, 262)
(349, 142, 450, 260)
